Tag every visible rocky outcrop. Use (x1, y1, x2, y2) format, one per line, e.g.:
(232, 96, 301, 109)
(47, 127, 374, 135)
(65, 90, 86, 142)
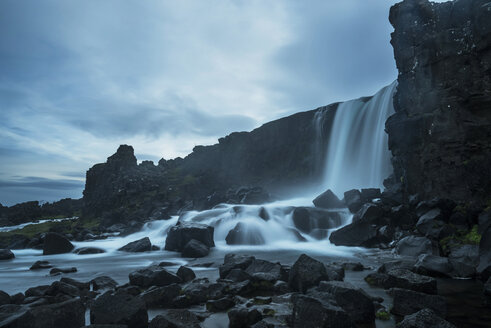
(43, 232, 74, 255)
(387, 0, 491, 206)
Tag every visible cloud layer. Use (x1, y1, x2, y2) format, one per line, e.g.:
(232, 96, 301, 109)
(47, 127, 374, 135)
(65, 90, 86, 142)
(0, 0, 438, 205)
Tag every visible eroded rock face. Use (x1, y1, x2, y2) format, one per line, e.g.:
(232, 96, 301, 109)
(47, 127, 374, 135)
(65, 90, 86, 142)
(387, 0, 491, 205)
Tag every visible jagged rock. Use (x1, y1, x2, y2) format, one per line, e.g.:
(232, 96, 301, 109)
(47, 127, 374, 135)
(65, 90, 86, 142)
(91, 290, 148, 328)
(118, 237, 152, 252)
(149, 310, 201, 328)
(0, 249, 14, 260)
(25, 285, 50, 297)
(129, 266, 181, 288)
(396, 236, 435, 256)
(60, 277, 90, 291)
(228, 307, 263, 328)
(139, 284, 180, 308)
(312, 189, 344, 209)
(360, 188, 381, 202)
(50, 267, 77, 275)
(10, 293, 24, 305)
(181, 239, 210, 258)
(292, 207, 342, 234)
(377, 259, 417, 273)
(343, 189, 362, 213)
(397, 308, 457, 328)
(219, 254, 256, 278)
(288, 254, 329, 293)
(365, 268, 437, 294)
(225, 269, 252, 283)
(352, 203, 386, 223)
(74, 247, 106, 255)
(45, 281, 80, 297)
(258, 207, 269, 221)
(291, 294, 354, 328)
(0, 291, 10, 306)
(91, 276, 118, 290)
(206, 296, 235, 312)
(225, 222, 265, 245)
(245, 259, 282, 283)
(174, 279, 224, 307)
(478, 225, 491, 280)
(414, 254, 453, 278)
(329, 219, 382, 247)
(176, 266, 195, 282)
(389, 288, 447, 318)
(43, 232, 74, 255)
(315, 281, 375, 324)
(164, 222, 214, 252)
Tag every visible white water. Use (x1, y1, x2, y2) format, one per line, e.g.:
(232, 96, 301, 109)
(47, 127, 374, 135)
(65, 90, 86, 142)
(0, 217, 78, 233)
(318, 81, 396, 197)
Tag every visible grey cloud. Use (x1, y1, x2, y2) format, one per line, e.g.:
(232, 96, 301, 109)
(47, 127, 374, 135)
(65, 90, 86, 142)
(0, 177, 85, 190)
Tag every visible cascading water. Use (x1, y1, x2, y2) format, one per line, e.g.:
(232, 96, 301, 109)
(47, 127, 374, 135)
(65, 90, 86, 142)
(320, 81, 397, 196)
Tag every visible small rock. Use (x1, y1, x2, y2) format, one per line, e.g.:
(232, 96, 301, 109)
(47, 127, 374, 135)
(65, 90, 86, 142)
(74, 247, 106, 255)
(91, 276, 118, 291)
(0, 249, 14, 260)
(30, 260, 52, 270)
(182, 239, 210, 258)
(50, 267, 77, 275)
(228, 307, 263, 328)
(0, 290, 10, 306)
(176, 266, 196, 282)
(396, 236, 436, 256)
(129, 266, 181, 288)
(118, 237, 152, 253)
(206, 296, 235, 312)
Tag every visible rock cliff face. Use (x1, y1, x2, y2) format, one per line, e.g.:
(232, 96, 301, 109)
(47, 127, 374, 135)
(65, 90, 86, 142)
(387, 0, 491, 206)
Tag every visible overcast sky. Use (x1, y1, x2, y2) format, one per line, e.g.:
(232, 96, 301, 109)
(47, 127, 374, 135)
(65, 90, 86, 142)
(0, 0, 431, 206)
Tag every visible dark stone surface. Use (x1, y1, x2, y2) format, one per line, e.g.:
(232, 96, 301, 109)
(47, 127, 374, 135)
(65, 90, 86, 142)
(228, 307, 263, 328)
(288, 254, 329, 293)
(139, 284, 180, 308)
(129, 266, 182, 288)
(49, 267, 77, 275)
(149, 310, 201, 328)
(219, 254, 256, 279)
(397, 308, 457, 328)
(365, 268, 437, 294)
(292, 207, 342, 234)
(343, 189, 363, 213)
(176, 266, 196, 282)
(312, 189, 344, 209)
(389, 288, 447, 317)
(74, 247, 106, 255)
(396, 236, 435, 256)
(118, 237, 152, 253)
(165, 222, 214, 252)
(0, 249, 14, 260)
(91, 276, 118, 291)
(387, 0, 491, 206)
(225, 222, 265, 245)
(91, 290, 148, 328)
(291, 294, 354, 328)
(181, 239, 210, 258)
(0, 291, 10, 306)
(43, 232, 74, 255)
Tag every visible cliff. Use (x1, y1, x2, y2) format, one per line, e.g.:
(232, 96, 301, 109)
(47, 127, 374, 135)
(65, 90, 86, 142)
(387, 0, 491, 206)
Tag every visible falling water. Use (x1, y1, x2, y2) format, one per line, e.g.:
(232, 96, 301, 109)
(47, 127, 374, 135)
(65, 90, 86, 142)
(320, 81, 396, 197)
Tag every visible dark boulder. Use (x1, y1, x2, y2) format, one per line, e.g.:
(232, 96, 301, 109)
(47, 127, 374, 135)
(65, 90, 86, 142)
(228, 307, 263, 328)
(164, 222, 214, 252)
(140, 284, 181, 308)
(225, 269, 252, 283)
(74, 247, 106, 255)
(389, 288, 447, 317)
(396, 236, 436, 256)
(414, 254, 453, 278)
(50, 267, 77, 275)
(225, 222, 265, 245)
(25, 285, 50, 297)
(45, 281, 80, 297)
(174, 279, 225, 307)
(312, 189, 344, 209)
(352, 203, 386, 223)
(329, 219, 380, 247)
(288, 254, 329, 293)
(91, 276, 118, 290)
(0, 249, 14, 260)
(219, 254, 255, 278)
(129, 266, 181, 288)
(206, 296, 235, 312)
(245, 259, 282, 283)
(397, 308, 457, 328)
(291, 294, 354, 328)
(365, 268, 437, 294)
(91, 290, 148, 328)
(292, 207, 342, 234)
(149, 310, 201, 328)
(315, 281, 375, 325)
(360, 188, 381, 202)
(60, 277, 90, 291)
(176, 266, 196, 282)
(181, 239, 210, 258)
(478, 225, 491, 280)
(0, 291, 10, 306)
(118, 237, 152, 252)
(343, 189, 362, 213)
(43, 232, 74, 255)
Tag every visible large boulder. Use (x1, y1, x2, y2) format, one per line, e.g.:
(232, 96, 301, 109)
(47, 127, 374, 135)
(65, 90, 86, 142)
(140, 284, 181, 308)
(176, 266, 196, 283)
(43, 232, 74, 255)
(118, 237, 152, 252)
(365, 268, 437, 294)
(0, 249, 14, 260)
(329, 219, 380, 247)
(343, 189, 362, 213)
(228, 307, 263, 328)
(0, 291, 10, 306)
(288, 254, 329, 293)
(91, 276, 118, 290)
(129, 266, 182, 288)
(397, 308, 457, 328)
(291, 294, 354, 328)
(219, 254, 256, 278)
(396, 236, 435, 256)
(389, 288, 447, 317)
(292, 207, 342, 234)
(225, 222, 265, 245)
(149, 310, 201, 328)
(312, 189, 344, 209)
(181, 239, 209, 258)
(91, 290, 148, 328)
(414, 254, 453, 278)
(164, 222, 214, 252)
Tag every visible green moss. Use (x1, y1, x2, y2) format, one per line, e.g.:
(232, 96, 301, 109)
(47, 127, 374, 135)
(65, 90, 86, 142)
(462, 225, 481, 244)
(376, 311, 390, 321)
(364, 276, 376, 286)
(0, 220, 73, 239)
(440, 225, 481, 252)
(262, 309, 275, 317)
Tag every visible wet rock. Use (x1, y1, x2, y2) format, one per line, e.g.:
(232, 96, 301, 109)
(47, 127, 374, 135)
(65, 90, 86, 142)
(365, 268, 437, 294)
(9, 293, 24, 305)
(312, 189, 344, 209)
(164, 222, 214, 252)
(206, 296, 235, 312)
(389, 204, 416, 230)
(377, 259, 417, 273)
(397, 308, 457, 328)
(342, 262, 365, 271)
(129, 266, 182, 288)
(149, 310, 201, 328)
(75, 247, 106, 255)
(219, 254, 255, 278)
(245, 259, 282, 283)
(360, 188, 381, 202)
(0, 249, 14, 260)
(414, 254, 453, 278)
(181, 239, 210, 258)
(226, 222, 265, 245)
(25, 285, 50, 297)
(91, 290, 148, 328)
(316, 281, 375, 324)
(175, 280, 225, 307)
(291, 294, 354, 328)
(352, 203, 385, 223)
(258, 207, 269, 221)
(288, 254, 329, 293)
(396, 236, 436, 256)
(478, 225, 491, 280)
(448, 244, 479, 267)
(389, 288, 447, 317)
(292, 207, 342, 234)
(176, 266, 195, 282)
(91, 276, 118, 291)
(118, 237, 152, 253)
(15, 299, 84, 327)
(325, 263, 345, 281)
(140, 284, 181, 308)
(50, 267, 77, 275)
(0, 291, 10, 306)
(45, 281, 80, 297)
(29, 260, 52, 270)
(43, 232, 74, 255)
(329, 218, 382, 247)
(309, 228, 328, 240)
(60, 277, 90, 291)
(228, 307, 263, 328)
(343, 189, 362, 213)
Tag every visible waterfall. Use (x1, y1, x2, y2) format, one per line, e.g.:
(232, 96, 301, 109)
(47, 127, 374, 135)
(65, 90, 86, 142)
(320, 81, 396, 197)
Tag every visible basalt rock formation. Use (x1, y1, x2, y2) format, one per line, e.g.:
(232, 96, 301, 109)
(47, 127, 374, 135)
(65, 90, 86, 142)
(386, 0, 491, 206)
